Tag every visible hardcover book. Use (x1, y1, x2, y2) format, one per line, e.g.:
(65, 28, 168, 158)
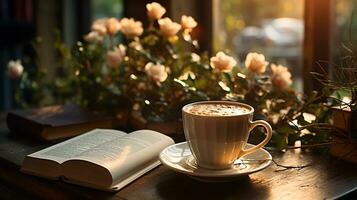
(6, 104, 114, 141)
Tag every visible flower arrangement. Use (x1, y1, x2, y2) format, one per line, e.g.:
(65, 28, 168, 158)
(8, 2, 334, 150)
(47, 2, 214, 121)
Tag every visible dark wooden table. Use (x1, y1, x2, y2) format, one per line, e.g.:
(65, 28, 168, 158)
(0, 113, 357, 200)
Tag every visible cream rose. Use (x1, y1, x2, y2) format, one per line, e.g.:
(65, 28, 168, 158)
(7, 60, 24, 79)
(84, 31, 104, 43)
(158, 17, 181, 37)
(271, 64, 293, 90)
(106, 18, 121, 35)
(129, 40, 143, 51)
(106, 45, 126, 69)
(145, 62, 168, 82)
(191, 53, 201, 63)
(91, 18, 107, 35)
(210, 52, 237, 73)
(245, 52, 269, 74)
(120, 18, 143, 38)
(181, 15, 197, 30)
(146, 2, 166, 20)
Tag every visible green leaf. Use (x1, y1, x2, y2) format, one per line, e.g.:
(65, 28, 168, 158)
(275, 123, 297, 136)
(272, 131, 288, 151)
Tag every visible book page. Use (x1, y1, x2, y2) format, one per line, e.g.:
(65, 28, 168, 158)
(69, 130, 174, 186)
(73, 130, 165, 162)
(27, 129, 127, 163)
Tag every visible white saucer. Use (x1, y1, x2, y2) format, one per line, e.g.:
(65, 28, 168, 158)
(159, 142, 272, 182)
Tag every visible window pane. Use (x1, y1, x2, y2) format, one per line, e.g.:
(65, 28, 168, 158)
(91, 0, 124, 20)
(213, 0, 304, 90)
(331, 0, 357, 62)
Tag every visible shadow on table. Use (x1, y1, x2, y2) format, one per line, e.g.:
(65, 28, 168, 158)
(156, 173, 269, 200)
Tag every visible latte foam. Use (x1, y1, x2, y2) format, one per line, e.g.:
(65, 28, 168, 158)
(186, 103, 249, 116)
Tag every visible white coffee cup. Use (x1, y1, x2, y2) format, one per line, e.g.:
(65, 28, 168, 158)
(182, 101, 272, 170)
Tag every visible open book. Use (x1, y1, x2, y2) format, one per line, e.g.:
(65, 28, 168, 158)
(21, 129, 174, 191)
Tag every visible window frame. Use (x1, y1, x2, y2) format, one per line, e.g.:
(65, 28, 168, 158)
(303, 0, 331, 93)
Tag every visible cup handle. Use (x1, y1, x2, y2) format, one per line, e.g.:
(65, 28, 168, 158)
(240, 120, 272, 157)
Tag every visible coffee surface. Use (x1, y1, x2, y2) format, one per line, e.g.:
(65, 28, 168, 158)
(186, 103, 249, 116)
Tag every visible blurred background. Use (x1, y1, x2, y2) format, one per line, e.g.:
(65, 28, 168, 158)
(0, 0, 356, 110)
(213, 0, 357, 91)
